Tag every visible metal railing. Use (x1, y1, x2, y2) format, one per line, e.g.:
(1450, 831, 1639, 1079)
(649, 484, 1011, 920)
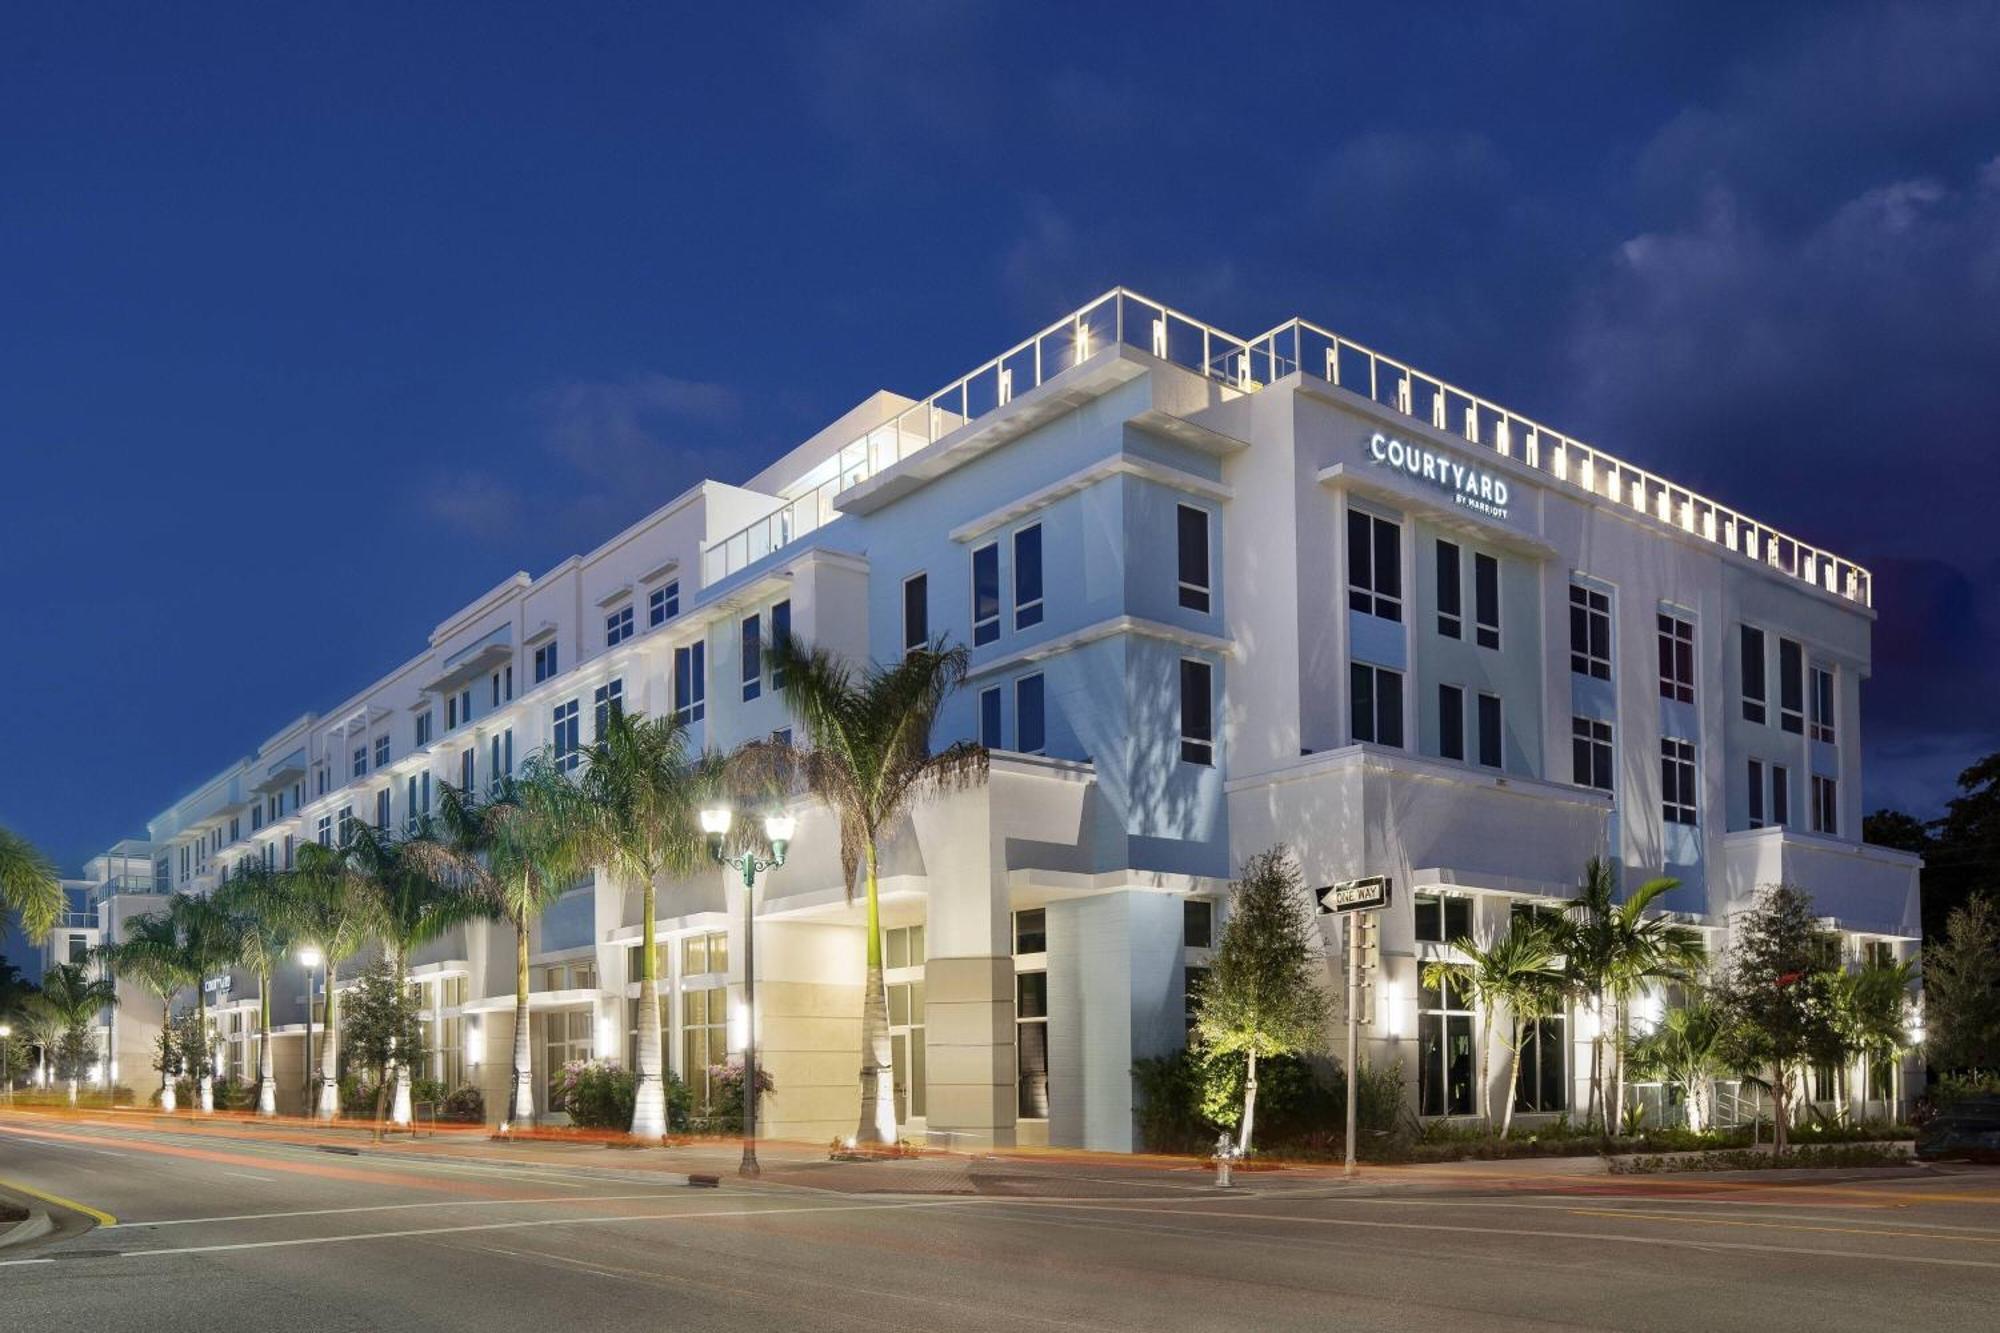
(700, 289, 1872, 606)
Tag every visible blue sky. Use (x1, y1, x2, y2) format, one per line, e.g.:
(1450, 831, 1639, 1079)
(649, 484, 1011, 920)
(5, 0, 2000, 918)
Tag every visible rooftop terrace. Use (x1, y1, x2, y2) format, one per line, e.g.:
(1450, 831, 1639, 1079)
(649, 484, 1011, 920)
(702, 288, 1872, 608)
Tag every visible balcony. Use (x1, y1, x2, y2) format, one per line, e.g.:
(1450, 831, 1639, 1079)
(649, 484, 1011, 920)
(700, 288, 1872, 606)
(1718, 827, 1920, 937)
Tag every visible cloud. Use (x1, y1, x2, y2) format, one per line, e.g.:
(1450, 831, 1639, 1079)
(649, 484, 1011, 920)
(424, 470, 521, 539)
(538, 372, 741, 485)
(792, 0, 999, 151)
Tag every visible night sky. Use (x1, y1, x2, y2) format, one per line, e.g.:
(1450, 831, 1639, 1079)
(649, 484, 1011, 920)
(5, 2, 1999, 914)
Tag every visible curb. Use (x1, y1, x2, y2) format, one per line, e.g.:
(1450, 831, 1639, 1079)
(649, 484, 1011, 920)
(0, 1210, 53, 1251)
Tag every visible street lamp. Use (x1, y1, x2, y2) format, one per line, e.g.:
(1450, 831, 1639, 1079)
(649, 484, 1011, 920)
(702, 804, 794, 1177)
(299, 945, 324, 1114)
(1, 1023, 12, 1103)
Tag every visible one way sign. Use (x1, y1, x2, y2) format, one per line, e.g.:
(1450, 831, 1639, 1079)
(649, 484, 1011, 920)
(1317, 875, 1390, 915)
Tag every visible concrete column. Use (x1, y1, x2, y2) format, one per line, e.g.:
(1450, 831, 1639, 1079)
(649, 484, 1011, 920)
(1047, 891, 1184, 1151)
(756, 921, 862, 1144)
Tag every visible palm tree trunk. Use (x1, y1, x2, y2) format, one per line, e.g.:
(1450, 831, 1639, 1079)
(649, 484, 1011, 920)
(855, 841, 897, 1146)
(511, 919, 535, 1124)
(1500, 1022, 1522, 1138)
(158, 997, 178, 1113)
(1587, 993, 1604, 1131)
(1609, 997, 1626, 1132)
(256, 982, 276, 1117)
(388, 943, 412, 1127)
(1240, 1049, 1260, 1155)
(317, 962, 341, 1120)
(629, 877, 667, 1142)
(197, 988, 214, 1113)
(1478, 1006, 1493, 1132)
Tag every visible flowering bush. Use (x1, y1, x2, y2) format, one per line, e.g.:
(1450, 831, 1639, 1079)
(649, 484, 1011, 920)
(551, 1060, 634, 1129)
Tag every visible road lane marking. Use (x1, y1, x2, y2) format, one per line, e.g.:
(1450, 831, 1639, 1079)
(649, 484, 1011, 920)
(127, 1192, 702, 1227)
(221, 1172, 275, 1182)
(1567, 1207, 2000, 1246)
(0, 1176, 118, 1226)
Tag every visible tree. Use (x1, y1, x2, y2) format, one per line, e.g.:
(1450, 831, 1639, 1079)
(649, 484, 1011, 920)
(1193, 848, 1331, 1154)
(163, 892, 243, 1113)
(420, 756, 589, 1126)
(1917, 754, 2000, 943)
(1559, 859, 1706, 1129)
(32, 963, 116, 1104)
(94, 910, 197, 1112)
(214, 862, 297, 1116)
(1825, 955, 1916, 1117)
(757, 633, 985, 1146)
(1919, 893, 2000, 1074)
(0, 824, 62, 944)
(1625, 992, 1737, 1132)
(286, 842, 378, 1120)
(1714, 884, 1845, 1151)
(1421, 918, 1564, 1136)
(576, 708, 715, 1141)
(340, 956, 430, 1129)
(348, 825, 482, 1126)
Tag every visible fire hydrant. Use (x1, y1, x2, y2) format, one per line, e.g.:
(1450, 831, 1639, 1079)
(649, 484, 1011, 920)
(1215, 1132, 1235, 1187)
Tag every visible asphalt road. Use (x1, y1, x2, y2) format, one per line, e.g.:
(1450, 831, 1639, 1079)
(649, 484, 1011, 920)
(4, 1113, 2000, 1332)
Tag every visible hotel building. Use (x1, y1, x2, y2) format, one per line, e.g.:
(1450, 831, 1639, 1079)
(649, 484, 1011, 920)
(108, 290, 1918, 1144)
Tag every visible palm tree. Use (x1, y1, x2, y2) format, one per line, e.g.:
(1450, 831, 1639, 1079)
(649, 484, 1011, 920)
(287, 841, 379, 1120)
(94, 910, 197, 1112)
(33, 963, 117, 1104)
(758, 633, 986, 1145)
(0, 823, 62, 944)
(1827, 956, 1916, 1120)
(1559, 859, 1706, 1130)
(1625, 991, 1736, 1132)
(165, 892, 242, 1112)
(1421, 919, 1564, 1135)
(214, 863, 296, 1116)
(576, 708, 716, 1141)
(21, 997, 63, 1089)
(349, 823, 484, 1125)
(422, 757, 588, 1126)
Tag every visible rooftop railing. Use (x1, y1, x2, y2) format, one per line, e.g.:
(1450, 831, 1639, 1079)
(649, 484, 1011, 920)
(700, 289, 1871, 606)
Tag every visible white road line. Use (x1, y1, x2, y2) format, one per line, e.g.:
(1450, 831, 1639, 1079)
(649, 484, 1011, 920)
(0, 1258, 53, 1268)
(125, 1191, 723, 1227)
(221, 1171, 275, 1182)
(114, 1197, 984, 1257)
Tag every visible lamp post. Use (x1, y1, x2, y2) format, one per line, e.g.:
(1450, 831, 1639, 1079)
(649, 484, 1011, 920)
(1, 1023, 11, 1103)
(701, 805, 795, 1178)
(299, 945, 324, 1114)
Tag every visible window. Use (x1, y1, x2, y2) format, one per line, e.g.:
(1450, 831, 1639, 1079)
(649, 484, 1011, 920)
(1016, 673, 1045, 755)
(1346, 509, 1402, 621)
(1435, 539, 1461, 639)
(1183, 900, 1213, 949)
(415, 710, 433, 747)
(594, 678, 623, 737)
(317, 815, 331, 848)
(337, 805, 354, 846)
(406, 773, 432, 831)
(605, 604, 634, 647)
(1477, 693, 1502, 769)
(903, 574, 928, 653)
(353, 746, 368, 779)
(680, 983, 728, 1116)
(375, 788, 390, 831)
(490, 730, 512, 792)
(1413, 892, 1472, 945)
(1812, 774, 1838, 835)
(978, 685, 1002, 749)
(317, 767, 328, 796)
(251, 805, 263, 833)
(1656, 613, 1695, 705)
(1439, 685, 1465, 762)
(682, 930, 729, 976)
(1661, 738, 1697, 825)
(740, 614, 761, 702)
(1474, 553, 1500, 649)
(1772, 764, 1791, 829)
(1514, 1015, 1568, 1114)
(374, 735, 390, 770)
(1013, 908, 1046, 955)
(534, 642, 558, 684)
(1350, 663, 1404, 748)
(1013, 524, 1043, 630)
(1179, 659, 1213, 765)
(1419, 968, 1476, 1117)
(1569, 584, 1611, 680)
(769, 601, 790, 690)
(492, 667, 512, 707)
(552, 700, 580, 772)
(229, 816, 240, 842)
(888, 978, 927, 1123)
(673, 643, 706, 724)
(649, 580, 679, 627)
(1740, 626, 1767, 724)
(1177, 505, 1212, 613)
(1572, 717, 1613, 792)
(885, 924, 926, 971)
(439, 1016, 464, 1088)
(1016, 970, 1049, 1119)
(1748, 759, 1766, 828)
(1810, 665, 1835, 743)
(541, 1009, 592, 1111)
(459, 748, 475, 792)
(1779, 638, 1805, 734)
(971, 542, 1000, 646)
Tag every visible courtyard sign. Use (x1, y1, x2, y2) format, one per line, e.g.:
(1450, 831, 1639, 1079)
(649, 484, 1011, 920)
(1365, 431, 1510, 520)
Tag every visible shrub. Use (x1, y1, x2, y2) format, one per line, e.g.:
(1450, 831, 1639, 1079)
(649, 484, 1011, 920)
(704, 1060, 773, 1133)
(1131, 1048, 1403, 1156)
(1611, 1143, 1910, 1173)
(411, 1077, 448, 1108)
(551, 1060, 635, 1130)
(438, 1084, 485, 1124)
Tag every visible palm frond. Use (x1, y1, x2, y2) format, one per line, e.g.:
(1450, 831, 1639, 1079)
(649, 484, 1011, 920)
(0, 823, 62, 943)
